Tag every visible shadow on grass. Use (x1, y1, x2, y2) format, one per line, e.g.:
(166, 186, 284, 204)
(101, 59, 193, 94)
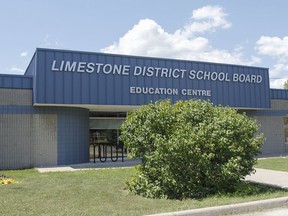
(215, 181, 288, 199)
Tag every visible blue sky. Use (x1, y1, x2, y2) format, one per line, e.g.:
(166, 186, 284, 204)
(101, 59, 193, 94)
(1, 0, 288, 88)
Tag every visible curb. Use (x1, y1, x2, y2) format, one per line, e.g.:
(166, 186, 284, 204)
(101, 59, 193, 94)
(147, 196, 288, 216)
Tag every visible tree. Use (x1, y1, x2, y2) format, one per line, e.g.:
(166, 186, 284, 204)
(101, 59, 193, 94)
(284, 79, 288, 89)
(120, 99, 264, 199)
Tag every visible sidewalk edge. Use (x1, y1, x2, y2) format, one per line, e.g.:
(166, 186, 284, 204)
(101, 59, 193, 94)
(147, 196, 288, 216)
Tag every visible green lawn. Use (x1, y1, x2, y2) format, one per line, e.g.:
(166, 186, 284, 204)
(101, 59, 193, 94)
(0, 168, 287, 216)
(255, 157, 288, 172)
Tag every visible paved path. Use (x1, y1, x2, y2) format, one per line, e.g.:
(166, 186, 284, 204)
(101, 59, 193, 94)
(36, 158, 141, 173)
(245, 168, 288, 189)
(238, 207, 288, 216)
(148, 197, 288, 216)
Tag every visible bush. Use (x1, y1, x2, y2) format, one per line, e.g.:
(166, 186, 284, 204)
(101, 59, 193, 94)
(120, 99, 264, 199)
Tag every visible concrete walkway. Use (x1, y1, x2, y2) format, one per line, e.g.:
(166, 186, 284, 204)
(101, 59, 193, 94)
(238, 207, 288, 216)
(36, 158, 141, 173)
(245, 168, 288, 189)
(148, 197, 288, 216)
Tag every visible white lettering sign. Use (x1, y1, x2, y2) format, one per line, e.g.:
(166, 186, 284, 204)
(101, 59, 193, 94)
(130, 86, 212, 97)
(50, 60, 263, 84)
(51, 60, 131, 76)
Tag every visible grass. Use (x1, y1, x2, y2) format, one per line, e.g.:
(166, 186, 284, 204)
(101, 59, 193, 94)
(255, 157, 288, 172)
(0, 168, 288, 216)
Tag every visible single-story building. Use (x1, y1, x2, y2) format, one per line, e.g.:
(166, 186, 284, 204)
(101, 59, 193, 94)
(1, 48, 287, 169)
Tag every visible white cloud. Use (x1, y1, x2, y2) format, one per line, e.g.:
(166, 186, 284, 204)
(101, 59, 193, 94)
(256, 36, 288, 59)
(101, 5, 257, 66)
(270, 77, 288, 89)
(10, 66, 25, 74)
(176, 5, 231, 37)
(269, 63, 288, 77)
(20, 52, 28, 57)
(256, 36, 288, 88)
(40, 34, 63, 48)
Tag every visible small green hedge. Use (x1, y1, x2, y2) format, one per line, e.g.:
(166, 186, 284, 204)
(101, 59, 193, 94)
(120, 99, 264, 199)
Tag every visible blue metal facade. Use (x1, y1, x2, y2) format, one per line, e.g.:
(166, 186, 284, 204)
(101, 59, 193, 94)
(25, 48, 271, 109)
(0, 74, 32, 89)
(57, 107, 89, 165)
(270, 89, 288, 99)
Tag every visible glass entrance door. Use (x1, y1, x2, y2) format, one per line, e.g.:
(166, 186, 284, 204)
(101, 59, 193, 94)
(89, 116, 126, 162)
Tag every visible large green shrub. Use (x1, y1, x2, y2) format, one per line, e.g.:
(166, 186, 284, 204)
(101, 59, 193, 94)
(120, 99, 264, 199)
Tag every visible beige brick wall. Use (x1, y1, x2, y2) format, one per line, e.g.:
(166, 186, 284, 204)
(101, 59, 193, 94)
(253, 115, 286, 154)
(31, 114, 57, 167)
(0, 114, 57, 169)
(0, 115, 32, 169)
(0, 89, 32, 105)
(271, 99, 288, 110)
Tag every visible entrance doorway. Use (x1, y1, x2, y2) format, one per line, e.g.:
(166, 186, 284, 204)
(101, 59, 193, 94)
(89, 113, 127, 162)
